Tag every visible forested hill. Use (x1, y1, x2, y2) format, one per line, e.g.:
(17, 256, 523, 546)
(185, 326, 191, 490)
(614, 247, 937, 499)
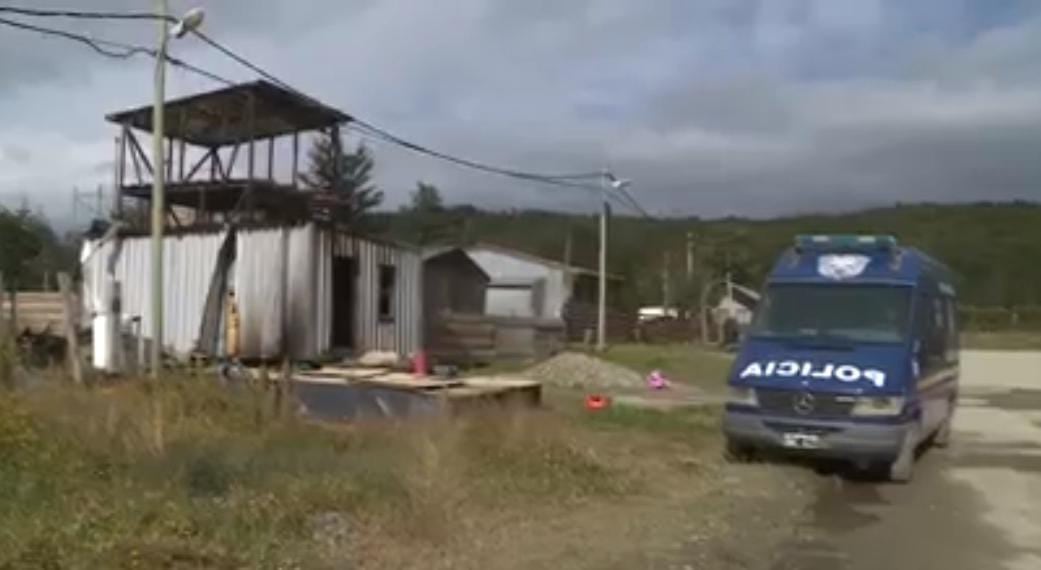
(376, 202, 1041, 309)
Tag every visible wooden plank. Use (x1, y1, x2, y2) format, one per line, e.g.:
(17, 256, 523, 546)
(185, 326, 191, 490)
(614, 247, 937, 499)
(357, 373, 465, 390)
(57, 273, 83, 385)
(309, 366, 390, 379)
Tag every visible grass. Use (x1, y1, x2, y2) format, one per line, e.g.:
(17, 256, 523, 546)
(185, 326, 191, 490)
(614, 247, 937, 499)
(961, 331, 1041, 351)
(0, 372, 726, 569)
(598, 343, 735, 394)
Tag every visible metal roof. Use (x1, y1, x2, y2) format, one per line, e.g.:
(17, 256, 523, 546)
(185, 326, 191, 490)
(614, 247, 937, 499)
(106, 80, 351, 147)
(467, 243, 624, 281)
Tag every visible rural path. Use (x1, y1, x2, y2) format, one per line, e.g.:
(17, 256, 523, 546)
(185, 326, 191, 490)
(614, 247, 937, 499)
(773, 350, 1041, 570)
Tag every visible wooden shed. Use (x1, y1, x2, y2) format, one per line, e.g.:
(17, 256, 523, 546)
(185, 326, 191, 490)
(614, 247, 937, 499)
(422, 248, 489, 331)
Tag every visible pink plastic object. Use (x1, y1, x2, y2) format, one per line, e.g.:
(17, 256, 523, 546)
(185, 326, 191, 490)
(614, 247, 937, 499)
(412, 350, 429, 377)
(647, 370, 670, 390)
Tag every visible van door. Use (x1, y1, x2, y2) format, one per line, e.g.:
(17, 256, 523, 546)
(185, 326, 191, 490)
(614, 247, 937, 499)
(915, 291, 956, 434)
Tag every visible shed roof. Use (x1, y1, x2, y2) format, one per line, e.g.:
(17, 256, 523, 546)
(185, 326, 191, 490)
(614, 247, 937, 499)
(466, 243, 623, 281)
(106, 80, 351, 147)
(421, 247, 491, 281)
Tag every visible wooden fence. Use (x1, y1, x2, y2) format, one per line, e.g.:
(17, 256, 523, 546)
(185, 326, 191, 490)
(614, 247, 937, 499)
(1, 291, 80, 335)
(428, 313, 565, 365)
(562, 301, 636, 343)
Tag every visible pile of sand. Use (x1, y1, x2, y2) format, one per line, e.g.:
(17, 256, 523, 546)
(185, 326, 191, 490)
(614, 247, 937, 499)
(523, 352, 644, 389)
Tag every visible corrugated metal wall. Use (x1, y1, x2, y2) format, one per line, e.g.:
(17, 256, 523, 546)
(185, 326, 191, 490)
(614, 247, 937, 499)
(81, 230, 226, 356)
(331, 233, 422, 357)
(82, 223, 422, 360)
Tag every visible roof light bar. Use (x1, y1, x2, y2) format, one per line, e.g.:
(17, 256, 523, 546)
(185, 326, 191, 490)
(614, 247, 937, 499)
(794, 234, 898, 252)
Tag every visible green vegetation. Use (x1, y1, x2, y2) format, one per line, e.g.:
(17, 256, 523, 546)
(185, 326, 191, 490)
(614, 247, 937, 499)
(600, 344, 734, 394)
(374, 202, 1041, 312)
(0, 207, 76, 290)
(961, 331, 1041, 351)
(299, 131, 384, 224)
(0, 374, 726, 569)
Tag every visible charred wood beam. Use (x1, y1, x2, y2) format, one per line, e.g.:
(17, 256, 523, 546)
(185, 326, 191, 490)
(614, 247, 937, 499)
(184, 148, 213, 182)
(292, 131, 299, 190)
(125, 129, 153, 176)
(267, 136, 275, 181)
(224, 143, 240, 180)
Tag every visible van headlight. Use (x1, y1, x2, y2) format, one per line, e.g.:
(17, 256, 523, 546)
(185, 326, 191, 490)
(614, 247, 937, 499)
(850, 396, 905, 417)
(727, 386, 758, 407)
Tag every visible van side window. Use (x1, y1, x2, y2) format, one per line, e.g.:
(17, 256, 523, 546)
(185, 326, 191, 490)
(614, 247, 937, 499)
(917, 293, 946, 371)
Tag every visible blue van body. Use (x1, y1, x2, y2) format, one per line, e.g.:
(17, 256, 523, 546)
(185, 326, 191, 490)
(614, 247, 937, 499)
(723, 235, 959, 478)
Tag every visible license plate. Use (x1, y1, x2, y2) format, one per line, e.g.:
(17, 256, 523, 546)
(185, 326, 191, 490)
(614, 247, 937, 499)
(782, 432, 822, 449)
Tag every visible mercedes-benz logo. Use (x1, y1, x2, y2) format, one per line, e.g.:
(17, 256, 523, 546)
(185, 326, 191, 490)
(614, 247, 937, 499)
(793, 392, 815, 415)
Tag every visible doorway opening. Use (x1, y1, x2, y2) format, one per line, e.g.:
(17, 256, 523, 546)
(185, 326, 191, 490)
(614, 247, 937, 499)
(331, 257, 357, 349)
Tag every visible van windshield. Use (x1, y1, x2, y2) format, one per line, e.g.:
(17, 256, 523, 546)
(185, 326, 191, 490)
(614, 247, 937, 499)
(750, 284, 912, 343)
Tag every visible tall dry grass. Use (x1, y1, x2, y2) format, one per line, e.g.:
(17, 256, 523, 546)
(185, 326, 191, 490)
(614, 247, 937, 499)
(0, 375, 657, 569)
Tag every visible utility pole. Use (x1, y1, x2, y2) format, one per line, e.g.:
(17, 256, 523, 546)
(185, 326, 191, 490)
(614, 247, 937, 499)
(597, 172, 608, 352)
(150, 0, 169, 379)
(662, 251, 671, 310)
(686, 231, 695, 282)
(563, 227, 573, 267)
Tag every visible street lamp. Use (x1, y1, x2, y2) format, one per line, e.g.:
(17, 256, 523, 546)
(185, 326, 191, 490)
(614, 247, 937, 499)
(151, 2, 205, 378)
(597, 171, 631, 352)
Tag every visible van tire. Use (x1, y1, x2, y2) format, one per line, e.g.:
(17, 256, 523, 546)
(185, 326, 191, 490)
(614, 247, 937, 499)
(933, 399, 956, 449)
(933, 412, 953, 449)
(889, 425, 918, 483)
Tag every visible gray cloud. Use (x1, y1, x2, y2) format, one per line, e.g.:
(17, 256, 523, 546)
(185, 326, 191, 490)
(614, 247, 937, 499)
(2, 0, 1041, 225)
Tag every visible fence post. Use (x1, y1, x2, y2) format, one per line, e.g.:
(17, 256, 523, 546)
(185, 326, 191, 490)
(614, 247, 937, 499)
(58, 272, 84, 385)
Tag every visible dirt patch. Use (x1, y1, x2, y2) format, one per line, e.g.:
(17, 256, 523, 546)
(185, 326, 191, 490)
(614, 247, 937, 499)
(524, 352, 645, 389)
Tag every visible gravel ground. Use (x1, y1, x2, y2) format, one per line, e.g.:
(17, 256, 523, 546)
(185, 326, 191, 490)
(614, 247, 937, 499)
(524, 352, 644, 389)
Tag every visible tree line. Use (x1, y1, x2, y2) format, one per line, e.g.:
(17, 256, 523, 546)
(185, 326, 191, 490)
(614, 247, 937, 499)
(4, 131, 1037, 314)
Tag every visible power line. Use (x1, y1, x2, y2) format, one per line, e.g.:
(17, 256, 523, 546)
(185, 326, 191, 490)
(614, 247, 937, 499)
(190, 30, 624, 190)
(0, 15, 234, 86)
(0, 5, 169, 22)
(2, 7, 654, 216)
(0, 15, 151, 58)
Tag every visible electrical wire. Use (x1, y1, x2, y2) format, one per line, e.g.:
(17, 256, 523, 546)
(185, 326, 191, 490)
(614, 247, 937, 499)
(2, 7, 655, 216)
(0, 15, 151, 58)
(0, 5, 170, 22)
(191, 30, 624, 188)
(0, 15, 235, 87)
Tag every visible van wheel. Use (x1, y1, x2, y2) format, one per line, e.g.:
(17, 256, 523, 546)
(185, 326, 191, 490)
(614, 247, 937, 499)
(889, 425, 918, 483)
(933, 412, 953, 449)
(933, 399, 956, 449)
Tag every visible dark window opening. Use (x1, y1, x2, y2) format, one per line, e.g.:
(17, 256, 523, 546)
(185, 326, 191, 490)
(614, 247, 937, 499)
(378, 265, 396, 320)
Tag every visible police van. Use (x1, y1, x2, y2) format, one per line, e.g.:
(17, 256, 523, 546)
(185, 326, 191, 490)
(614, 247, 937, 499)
(723, 235, 959, 482)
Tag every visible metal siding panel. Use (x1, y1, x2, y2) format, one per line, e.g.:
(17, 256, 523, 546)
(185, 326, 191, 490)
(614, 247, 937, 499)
(286, 224, 317, 359)
(82, 232, 224, 357)
(236, 227, 286, 358)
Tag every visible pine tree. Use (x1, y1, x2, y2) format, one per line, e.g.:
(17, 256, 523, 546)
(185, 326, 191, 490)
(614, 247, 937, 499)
(298, 131, 384, 223)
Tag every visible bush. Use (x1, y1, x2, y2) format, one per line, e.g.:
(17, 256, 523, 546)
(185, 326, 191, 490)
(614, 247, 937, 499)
(960, 306, 1041, 332)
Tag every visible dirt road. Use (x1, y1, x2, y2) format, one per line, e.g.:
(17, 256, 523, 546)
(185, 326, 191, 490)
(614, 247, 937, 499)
(767, 350, 1041, 570)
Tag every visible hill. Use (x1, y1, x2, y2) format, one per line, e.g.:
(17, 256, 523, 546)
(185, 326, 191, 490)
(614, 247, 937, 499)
(376, 202, 1041, 309)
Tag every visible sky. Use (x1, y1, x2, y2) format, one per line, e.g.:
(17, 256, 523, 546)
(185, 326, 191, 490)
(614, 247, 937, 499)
(2, 0, 1041, 226)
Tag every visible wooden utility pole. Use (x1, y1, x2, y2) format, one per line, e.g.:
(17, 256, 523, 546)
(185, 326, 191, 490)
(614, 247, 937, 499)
(662, 251, 671, 310)
(686, 231, 695, 282)
(58, 272, 83, 385)
(563, 228, 573, 267)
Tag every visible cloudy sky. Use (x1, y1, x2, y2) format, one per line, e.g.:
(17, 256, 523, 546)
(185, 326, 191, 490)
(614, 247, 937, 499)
(2, 0, 1041, 225)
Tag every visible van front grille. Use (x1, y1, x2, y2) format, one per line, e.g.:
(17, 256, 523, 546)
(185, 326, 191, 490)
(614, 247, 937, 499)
(755, 388, 855, 418)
